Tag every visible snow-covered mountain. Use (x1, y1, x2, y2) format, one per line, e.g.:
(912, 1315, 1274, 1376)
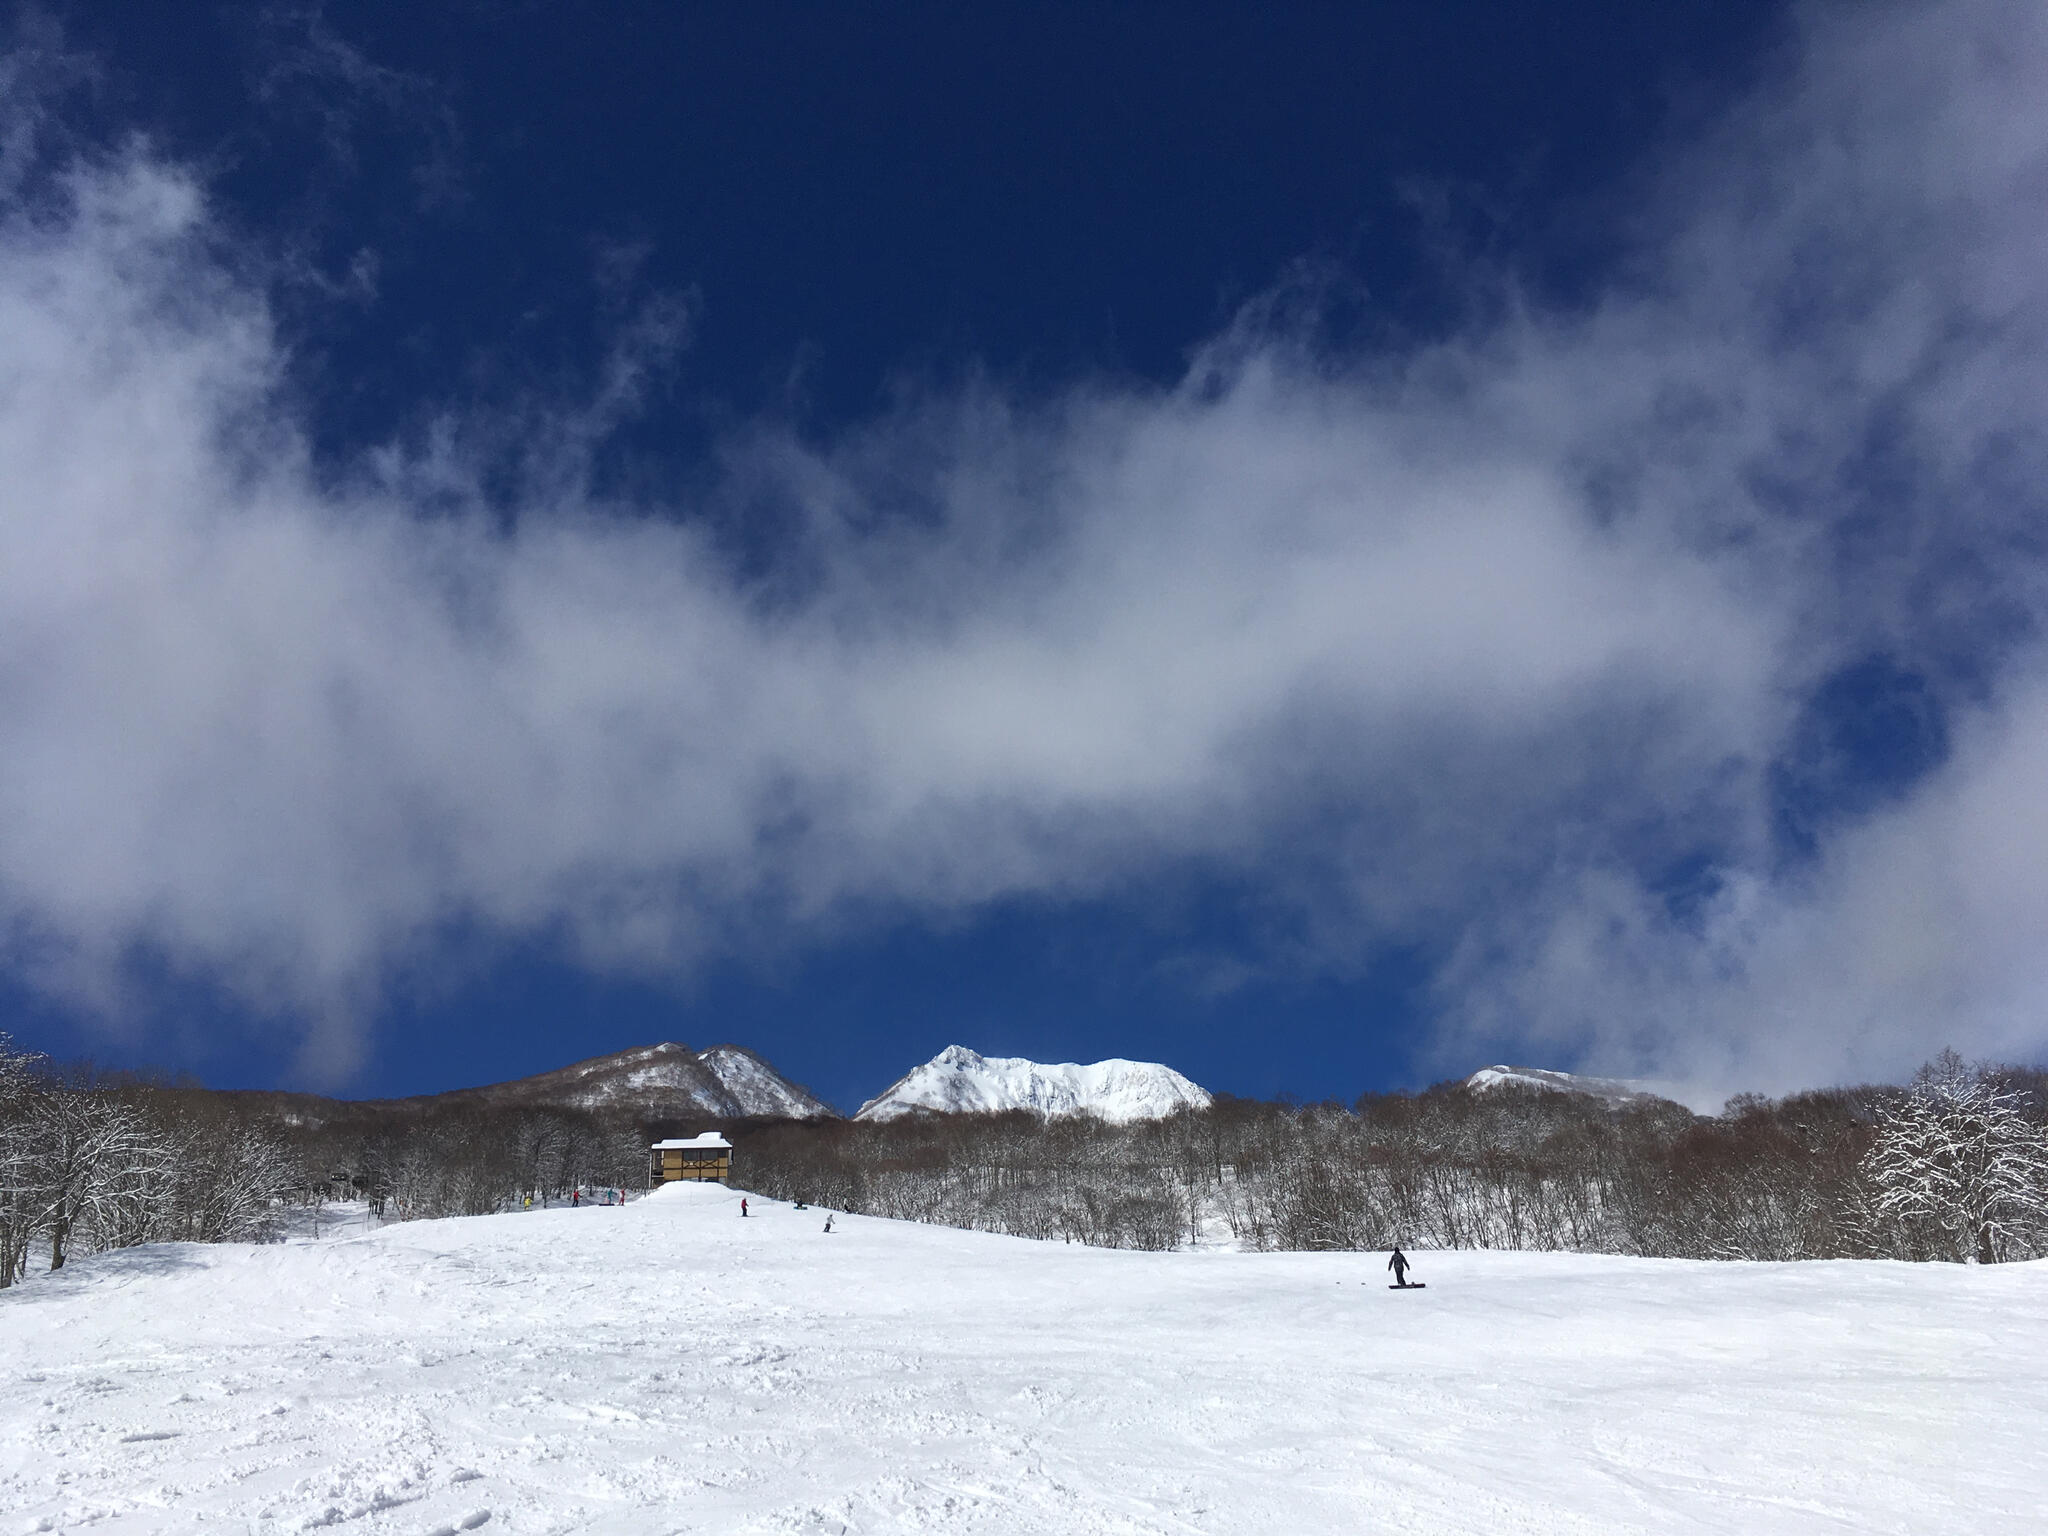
(693, 1044, 833, 1119)
(378, 1041, 834, 1121)
(857, 1045, 1211, 1123)
(1463, 1064, 1671, 1108)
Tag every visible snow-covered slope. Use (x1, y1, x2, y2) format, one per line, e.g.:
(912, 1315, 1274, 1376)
(857, 1044, 1211, 1122)
(1464, 1063, 1674, 1108)
(4, 1189, 2041, 1533)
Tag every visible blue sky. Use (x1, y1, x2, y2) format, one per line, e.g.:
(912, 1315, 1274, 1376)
(4, 1, 2046, 1111)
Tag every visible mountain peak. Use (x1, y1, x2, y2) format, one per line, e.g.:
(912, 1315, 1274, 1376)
(857, 1047, 1210, 1123)
(367, 1040, 833, 1121)
(1463, 1064, 1671, 1108)
(694, 1043, 836, 1119)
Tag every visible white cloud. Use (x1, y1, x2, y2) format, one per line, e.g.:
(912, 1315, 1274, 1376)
(1, 1, 2046, 1090)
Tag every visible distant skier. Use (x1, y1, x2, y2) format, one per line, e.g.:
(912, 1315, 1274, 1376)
(571, 1188, 581, 1208)
(823, 1213, 834, 1233)
(741, 1198, 749, 1218)
(1388, 1247, 1414, 1287)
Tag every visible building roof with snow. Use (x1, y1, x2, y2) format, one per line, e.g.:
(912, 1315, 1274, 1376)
(652, 1132, 731, 1150)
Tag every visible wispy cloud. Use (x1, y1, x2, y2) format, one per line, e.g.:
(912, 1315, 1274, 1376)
(1, 0, 2044, 1092)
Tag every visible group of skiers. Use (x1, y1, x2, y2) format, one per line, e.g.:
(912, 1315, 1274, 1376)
(494, 1166, 1435, 1282)
(740, 1196, 834, 1231)
(517, 1172, 1411, 1269)
(517, 1188, 626, 1211)
(740, 1189, 1413, 1265)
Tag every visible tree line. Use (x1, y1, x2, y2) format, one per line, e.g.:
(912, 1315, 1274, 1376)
(0, 1032, 680, 1286)
(735, 1050, 2048, 1264)
(5, 1031, 2045, 1283)
(1, 1037, 295, 1285)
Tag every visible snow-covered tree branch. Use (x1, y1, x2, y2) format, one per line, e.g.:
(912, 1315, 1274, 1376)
(1863, 1050, 2048, 1264)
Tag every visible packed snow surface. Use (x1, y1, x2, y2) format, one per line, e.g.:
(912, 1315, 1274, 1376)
(857, 1044, 1211, 1122)
(4, 1187, 2040, 1534)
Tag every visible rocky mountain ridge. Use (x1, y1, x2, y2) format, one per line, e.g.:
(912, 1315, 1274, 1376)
(233, 1041, 832, 1128)
(1462, 1064, 1679, 1109)
(387, 1041, 833, 1121)
(856, 1045, 1212, 1123)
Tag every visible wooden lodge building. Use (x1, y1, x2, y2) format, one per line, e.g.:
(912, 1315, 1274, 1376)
(651, 1132, 732, 1184)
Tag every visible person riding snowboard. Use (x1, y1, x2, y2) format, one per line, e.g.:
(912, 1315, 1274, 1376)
(1388, 1247, 1414, 1287)
(741, 1198, 749, 1217)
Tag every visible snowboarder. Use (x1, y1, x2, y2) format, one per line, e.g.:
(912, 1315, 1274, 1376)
(823, 1213, 834, 1233)
(741, 1198, 749, 1218)
(1388, 1247, 1414, 1287)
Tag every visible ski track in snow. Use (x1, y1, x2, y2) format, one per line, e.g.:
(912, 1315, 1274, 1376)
(1, 1184, 2040, 1534)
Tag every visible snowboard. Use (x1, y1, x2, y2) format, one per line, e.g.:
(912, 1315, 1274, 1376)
(1387, 1282, 1427, 1290)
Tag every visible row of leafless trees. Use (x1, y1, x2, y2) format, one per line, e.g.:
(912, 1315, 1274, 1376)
(8, 1031, 2044, 1277)
(0, 1036, 297, 1285)
(281, 1100, 655, 1220)
(739, 1108, 1196, 1249)
(736, 1053, 2048, 1262)
(0, 1032, 671, 1282)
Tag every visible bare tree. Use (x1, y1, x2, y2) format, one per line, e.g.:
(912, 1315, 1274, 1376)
(172, 1115, 297, 1243)
(0, 1034, 47, 1286)
(27, 1089, 178, 1270)
(1864, 1051, 2048, 1264)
